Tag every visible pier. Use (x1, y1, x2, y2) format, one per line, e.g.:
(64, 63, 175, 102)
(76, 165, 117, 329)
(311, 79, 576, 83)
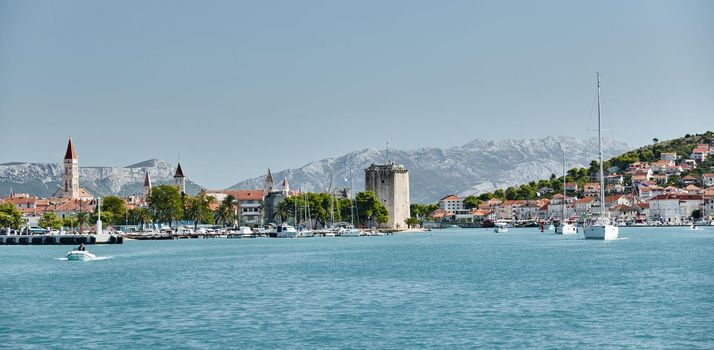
(0, 234, 123, 245)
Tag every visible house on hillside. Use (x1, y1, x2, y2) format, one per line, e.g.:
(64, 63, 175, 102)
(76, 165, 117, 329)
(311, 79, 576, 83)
(702, 173, 714, 187)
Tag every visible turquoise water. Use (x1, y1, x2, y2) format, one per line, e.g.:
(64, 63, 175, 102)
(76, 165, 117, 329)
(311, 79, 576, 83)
(2, 227, 714, 349)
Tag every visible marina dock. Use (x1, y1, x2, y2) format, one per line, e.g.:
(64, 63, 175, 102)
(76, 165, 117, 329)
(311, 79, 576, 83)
(0, 234, 123, 245)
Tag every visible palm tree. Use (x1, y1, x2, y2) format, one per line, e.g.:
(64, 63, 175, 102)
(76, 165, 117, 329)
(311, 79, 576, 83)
(185, 194, 214, 231)
(273, 200, 292, 224)
(76, 212, 89, 231)
(131, 207, 152, 229)
(214, 195, 236, 228)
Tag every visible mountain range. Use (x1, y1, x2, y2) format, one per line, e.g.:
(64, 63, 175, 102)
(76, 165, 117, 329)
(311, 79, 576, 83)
(0, 159, 202, 198)
(0, 136, 631, 203)
(228, 136, 631, 203)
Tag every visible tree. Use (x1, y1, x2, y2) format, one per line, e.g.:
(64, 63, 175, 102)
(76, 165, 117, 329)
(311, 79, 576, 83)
(493, 189, 505, 199)
(147, 185, 183, 228)
(76, 212, 90, 230)
(39, 212, 63, 230)
(478, 193, 493, 201)
(129, 207, 152, 227)
(404, 217, 420, 228)
(505, 187, 518, 200)
(410, 203, 438, 219)
(692, 209, 703, 221)
(214, 195, 237, 227)
(0, 202, 23, 229)
(272, 200, 292, 224)
(184, 193, 215, 230)
(102, 195, 128, 225)
(63, 216, 78, 230)
(463, 196, 482, 209)
(354, 191, 389, 228)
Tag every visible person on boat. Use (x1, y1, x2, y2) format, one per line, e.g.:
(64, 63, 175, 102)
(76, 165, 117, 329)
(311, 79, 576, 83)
(77, 243, 85, 251)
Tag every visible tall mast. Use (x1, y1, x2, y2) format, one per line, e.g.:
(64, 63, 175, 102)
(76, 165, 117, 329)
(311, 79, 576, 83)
(562, 144, 566, 221)
(349, 167, 355, 227)
(597, 72, 606, 219)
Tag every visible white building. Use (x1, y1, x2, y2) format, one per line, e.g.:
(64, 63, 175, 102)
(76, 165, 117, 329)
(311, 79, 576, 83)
(439, 195, 464, 211)
(648, 194, 703, 224)
(702, 173, 714, 187)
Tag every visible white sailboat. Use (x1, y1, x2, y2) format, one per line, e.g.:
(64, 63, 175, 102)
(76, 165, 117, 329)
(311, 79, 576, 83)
(341, 168, 363, 237)
(555, 144, 577, 235)
(584, 72, 619, 240)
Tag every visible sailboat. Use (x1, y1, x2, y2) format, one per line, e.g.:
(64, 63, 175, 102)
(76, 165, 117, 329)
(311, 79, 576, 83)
(584, 73, 619, 240)
(340, 168, 362, 237)
(555, 144, 577, 235)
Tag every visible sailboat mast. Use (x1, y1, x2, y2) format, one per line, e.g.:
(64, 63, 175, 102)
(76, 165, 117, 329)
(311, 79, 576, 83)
(597, 72, 606, 219)
(562, 145, 566, 221)
(349, 168, 354, 227)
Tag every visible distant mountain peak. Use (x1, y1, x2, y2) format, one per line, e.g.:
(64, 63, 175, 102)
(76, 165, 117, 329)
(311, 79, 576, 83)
(229, 136, 631, 203)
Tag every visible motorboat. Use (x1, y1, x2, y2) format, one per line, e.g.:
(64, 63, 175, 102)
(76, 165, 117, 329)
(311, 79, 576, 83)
(555, 221, 578, 235)
(494, 221, 508, 233)
(295, 229, 314, 238)
(339, 227, 362, 237)
(275, 224, 297, 238)
(66, 250, 96, 261)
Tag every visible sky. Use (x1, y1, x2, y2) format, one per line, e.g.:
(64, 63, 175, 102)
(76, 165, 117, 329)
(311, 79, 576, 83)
(1, 0, 712, 189)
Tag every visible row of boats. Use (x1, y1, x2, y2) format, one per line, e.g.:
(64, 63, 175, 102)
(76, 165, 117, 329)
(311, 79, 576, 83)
(226, 223, 383, 239)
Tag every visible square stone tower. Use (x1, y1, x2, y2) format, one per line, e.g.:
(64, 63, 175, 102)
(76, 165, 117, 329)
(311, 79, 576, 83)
(364, 163, 410, 229)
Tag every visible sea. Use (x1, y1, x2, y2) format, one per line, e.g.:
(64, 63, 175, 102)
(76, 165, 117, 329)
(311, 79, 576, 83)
(2, 227, 713, 349)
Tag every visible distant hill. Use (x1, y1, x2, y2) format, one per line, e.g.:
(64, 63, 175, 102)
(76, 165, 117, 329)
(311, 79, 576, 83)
(0, 159, 202, 197)
(229, 136, 631, 203)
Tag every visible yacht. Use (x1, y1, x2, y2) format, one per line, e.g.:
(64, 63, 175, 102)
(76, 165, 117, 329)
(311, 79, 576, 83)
(339, 226, 362, 237)
(295, 229, 314, 238)
(583, 73, 619, 240)
(494, 221, 508, 233)
(555, 144, 578, 235)
(66, 250, 96, 261)
(275, 224, 297, 238)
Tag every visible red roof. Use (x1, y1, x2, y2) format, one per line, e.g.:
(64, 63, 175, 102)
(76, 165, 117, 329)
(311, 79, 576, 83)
(575, 197, 595, 204)
(649, 194, 703, 201)
(222, 190, 265, 201)
(64, 138, 77, 160)
(440, 195, 462, 201)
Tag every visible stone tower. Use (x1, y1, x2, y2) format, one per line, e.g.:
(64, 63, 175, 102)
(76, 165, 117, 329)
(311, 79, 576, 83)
(61, 138, 80, 199)
(143, 170, 152, 198)
(174, 163, 186, 195)
(364, 163, 410, 229)
(264, 168, 274, 193)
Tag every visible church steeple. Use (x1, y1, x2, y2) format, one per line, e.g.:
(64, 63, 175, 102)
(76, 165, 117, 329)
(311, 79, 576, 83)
(264, 168, 274, 193)
(143, 170, 152, 198)
(174, 163, 186, 195)
(64, 138, 77, 160)
(61, 137, 80, 198)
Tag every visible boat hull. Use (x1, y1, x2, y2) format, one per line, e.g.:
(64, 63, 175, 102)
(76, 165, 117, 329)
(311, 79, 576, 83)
(494, 227, 508, 233)
(555, 224, 577, 235)
(66, 251, 96, 261)
(584, 225, 619, 240)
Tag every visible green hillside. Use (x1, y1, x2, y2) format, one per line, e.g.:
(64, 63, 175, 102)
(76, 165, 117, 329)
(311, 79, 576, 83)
(464, 131, 714, 204)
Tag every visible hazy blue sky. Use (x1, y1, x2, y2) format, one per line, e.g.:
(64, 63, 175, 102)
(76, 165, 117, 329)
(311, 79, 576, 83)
(1, 0, 712, 188)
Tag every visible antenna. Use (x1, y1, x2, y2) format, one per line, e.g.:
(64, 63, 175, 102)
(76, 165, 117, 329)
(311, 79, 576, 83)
(386, 142, 390, 164)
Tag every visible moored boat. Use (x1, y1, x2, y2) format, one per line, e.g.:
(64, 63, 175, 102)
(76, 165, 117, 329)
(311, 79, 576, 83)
(494, 221, 508, 233)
